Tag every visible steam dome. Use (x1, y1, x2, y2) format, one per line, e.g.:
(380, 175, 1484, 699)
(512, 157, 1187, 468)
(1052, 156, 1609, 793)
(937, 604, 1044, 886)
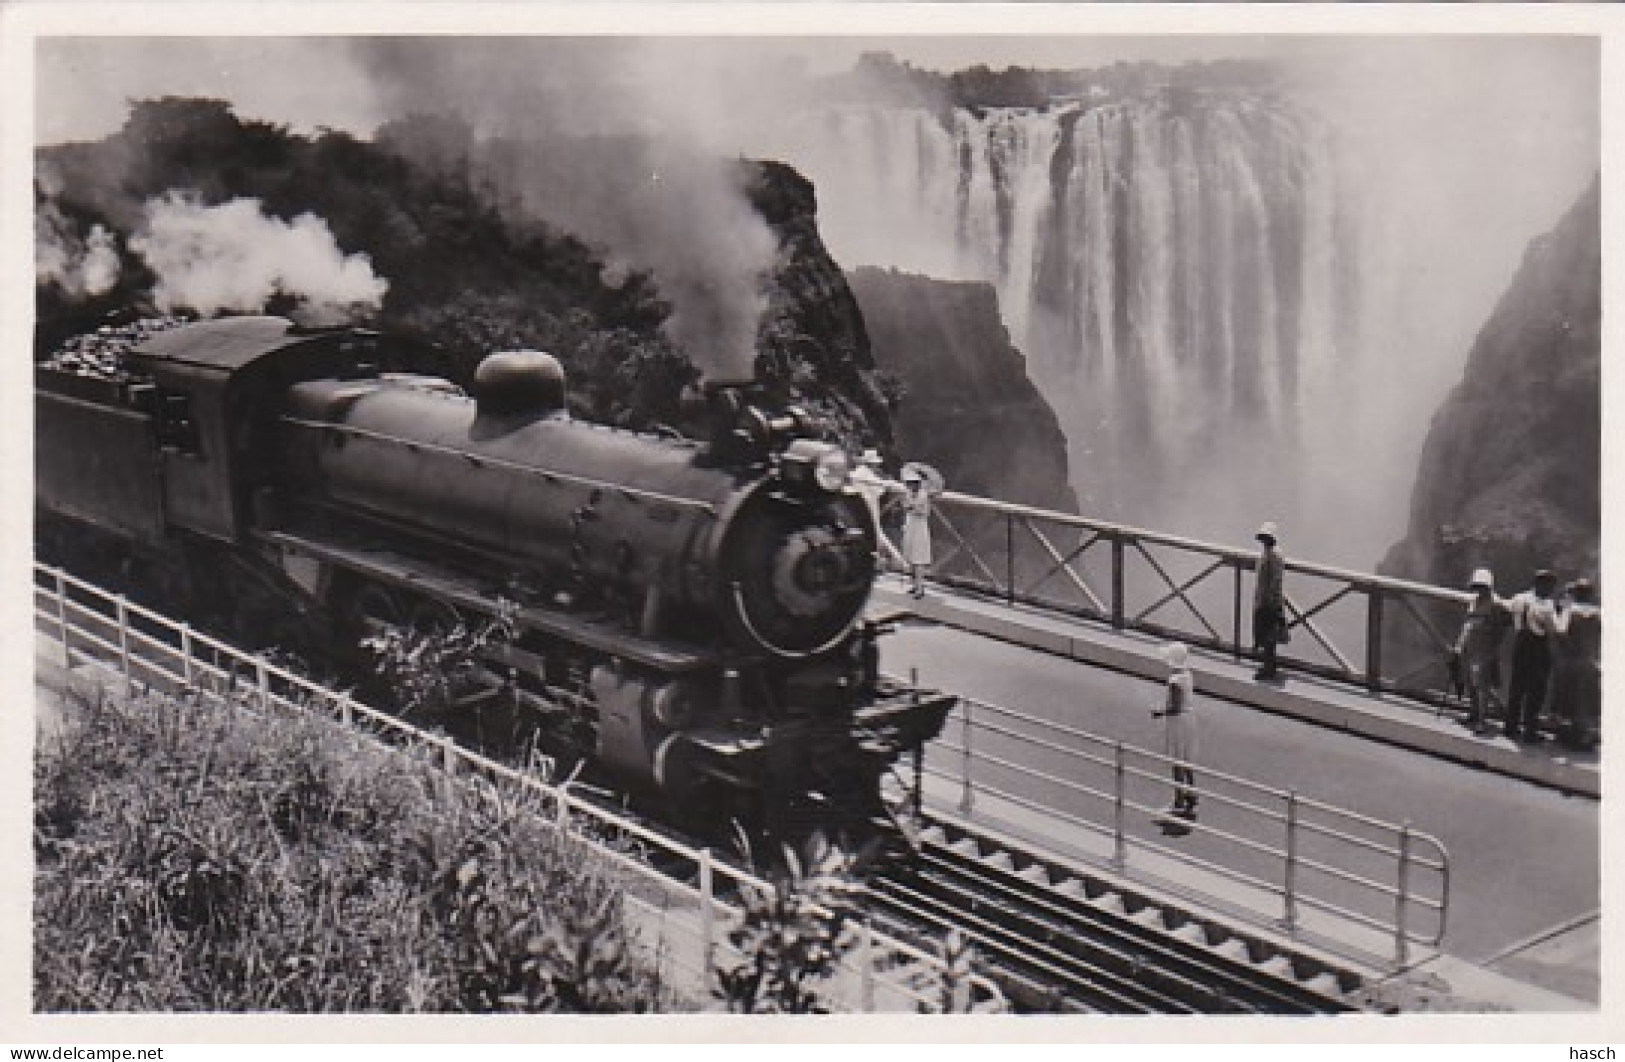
(473, 350, 567, 416)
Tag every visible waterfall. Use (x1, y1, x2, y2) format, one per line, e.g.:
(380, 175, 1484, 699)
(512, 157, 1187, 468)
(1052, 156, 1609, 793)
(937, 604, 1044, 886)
(759, 93, 1350, 545)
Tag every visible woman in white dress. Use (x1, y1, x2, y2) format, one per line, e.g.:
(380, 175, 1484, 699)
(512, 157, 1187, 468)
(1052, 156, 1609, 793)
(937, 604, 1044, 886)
(1151, 641, 1199, 820)
(899, 471, 932, 598)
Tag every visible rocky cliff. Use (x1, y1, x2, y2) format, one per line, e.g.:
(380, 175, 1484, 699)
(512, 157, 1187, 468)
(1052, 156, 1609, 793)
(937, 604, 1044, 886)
(1379, 176, 1600, 593)
(846, 266, 1076, 513)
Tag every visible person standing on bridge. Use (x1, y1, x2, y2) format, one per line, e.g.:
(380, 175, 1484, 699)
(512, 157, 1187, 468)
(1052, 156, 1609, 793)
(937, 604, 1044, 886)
(1251, 522, 1287, 682)
(1505, 569, 1560, 743)
(1551, 577, 1601, 751)
(1455, 568, 1510, 737)
(899, 466, 936, 599)
(1152, 641, 1199, 820)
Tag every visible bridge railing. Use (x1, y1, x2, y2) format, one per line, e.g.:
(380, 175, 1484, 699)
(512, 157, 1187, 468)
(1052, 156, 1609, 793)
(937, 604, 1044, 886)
(32, 563, 1001, 1014)
(924, 491, 1516, 706)
(909, 680, 1450, 968)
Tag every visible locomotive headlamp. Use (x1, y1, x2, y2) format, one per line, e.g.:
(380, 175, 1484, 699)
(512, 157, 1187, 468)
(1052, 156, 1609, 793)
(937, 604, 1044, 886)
(777, 440, 852, 493)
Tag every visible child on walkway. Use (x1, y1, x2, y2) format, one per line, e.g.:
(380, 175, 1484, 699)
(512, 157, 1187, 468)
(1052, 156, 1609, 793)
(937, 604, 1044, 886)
(1151, 641, 1199, 820)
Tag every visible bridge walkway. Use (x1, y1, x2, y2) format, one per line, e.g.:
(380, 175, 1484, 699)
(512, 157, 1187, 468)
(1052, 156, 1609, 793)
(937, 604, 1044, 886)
(873, 578, 1599, 1008)
(875, 578, 1599, 797)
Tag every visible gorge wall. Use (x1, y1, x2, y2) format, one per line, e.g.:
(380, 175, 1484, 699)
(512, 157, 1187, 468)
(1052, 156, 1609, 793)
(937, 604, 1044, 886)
(1379, 177, 1601, 593)
(847, 266, 1077, 514)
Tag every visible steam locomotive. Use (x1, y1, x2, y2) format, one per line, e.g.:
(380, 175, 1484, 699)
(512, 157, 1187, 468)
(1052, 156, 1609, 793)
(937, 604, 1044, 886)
(36, 315, 955, 843)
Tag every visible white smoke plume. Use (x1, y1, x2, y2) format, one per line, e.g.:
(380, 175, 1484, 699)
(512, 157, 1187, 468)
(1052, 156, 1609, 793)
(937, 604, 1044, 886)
(354, 39, 781, 380)
(36, 197, 121, 298)
(131, 194, 388, 322)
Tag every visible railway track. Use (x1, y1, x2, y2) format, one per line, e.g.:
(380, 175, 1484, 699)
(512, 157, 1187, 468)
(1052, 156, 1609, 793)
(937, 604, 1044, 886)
(867, 818, 1365, 1014)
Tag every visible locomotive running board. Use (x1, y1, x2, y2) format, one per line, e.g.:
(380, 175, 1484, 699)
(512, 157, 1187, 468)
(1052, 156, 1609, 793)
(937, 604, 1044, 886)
(260, 530, 721, 672)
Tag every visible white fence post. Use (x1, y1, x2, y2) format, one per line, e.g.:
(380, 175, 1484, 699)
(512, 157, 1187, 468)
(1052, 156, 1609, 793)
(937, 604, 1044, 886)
(1395, 822, 1413, 968)
(256, 657, 271, 712)
(1111, 741, 1127, 870)
(1282, 789, 1300, 932)
(53, 569, 71, 667)
(180, 624, 195, 686)
(115, 594, 132, 691)
(859, 918, 875, 1012)
(556, 786, 572, 833)
(958, 698, 975, 814)
(339, 693, 354, 727)
(698, 848, 716, 980)
(439, 735, 459, 802)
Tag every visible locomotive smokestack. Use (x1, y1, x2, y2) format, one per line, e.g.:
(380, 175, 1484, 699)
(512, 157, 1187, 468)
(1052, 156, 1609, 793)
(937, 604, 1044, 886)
(472, 350, 568, 418)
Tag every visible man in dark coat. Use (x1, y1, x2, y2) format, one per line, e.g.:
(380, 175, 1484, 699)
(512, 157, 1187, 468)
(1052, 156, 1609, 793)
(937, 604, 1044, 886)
(1504, 569, 1560, 742)
(1552, 578, 1601, 750)
(1252, 521, 1286, 681)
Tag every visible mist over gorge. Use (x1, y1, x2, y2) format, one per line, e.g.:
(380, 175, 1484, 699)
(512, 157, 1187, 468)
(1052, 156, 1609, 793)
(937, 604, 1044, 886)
(733, 48, 1598, 569)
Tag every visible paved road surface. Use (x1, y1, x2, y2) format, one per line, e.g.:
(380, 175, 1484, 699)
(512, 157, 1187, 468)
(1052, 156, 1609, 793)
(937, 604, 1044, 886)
(883, 619, 1599, 968)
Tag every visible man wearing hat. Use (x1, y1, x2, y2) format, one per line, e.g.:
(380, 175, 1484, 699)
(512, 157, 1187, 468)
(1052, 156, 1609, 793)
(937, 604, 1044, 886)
(1552, 578, 1601, 750)
(1252, 522, 1286, 681)
(899, 467, 934, 598)
(1455, 568, 1509, 736)
(1504, 569, 1561, 742)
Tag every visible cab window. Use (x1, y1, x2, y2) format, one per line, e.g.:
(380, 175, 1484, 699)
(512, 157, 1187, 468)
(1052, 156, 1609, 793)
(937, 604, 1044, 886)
(155, 390, 202, 456)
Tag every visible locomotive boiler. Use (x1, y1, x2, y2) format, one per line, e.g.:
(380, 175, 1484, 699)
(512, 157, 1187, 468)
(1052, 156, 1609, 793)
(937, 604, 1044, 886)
(36, 315, 954, 843)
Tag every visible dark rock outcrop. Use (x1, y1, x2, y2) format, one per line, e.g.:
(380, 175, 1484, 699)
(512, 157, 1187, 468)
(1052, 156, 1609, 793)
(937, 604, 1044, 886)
(1379, 176, 1600, 594)
(846, 266, 1076, 514)
(746, 161, 894, 448)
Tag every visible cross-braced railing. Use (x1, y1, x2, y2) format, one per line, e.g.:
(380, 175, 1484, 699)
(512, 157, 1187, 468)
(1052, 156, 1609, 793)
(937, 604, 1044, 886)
(921, 492, 1565, 707)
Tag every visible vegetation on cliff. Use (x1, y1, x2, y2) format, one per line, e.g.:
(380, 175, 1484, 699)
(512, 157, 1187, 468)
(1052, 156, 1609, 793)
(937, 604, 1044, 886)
(37, 98, 892, 447)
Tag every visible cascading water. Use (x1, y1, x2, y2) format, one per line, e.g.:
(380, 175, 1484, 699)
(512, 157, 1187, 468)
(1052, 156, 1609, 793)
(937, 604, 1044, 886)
(757, 92, 1361, 554)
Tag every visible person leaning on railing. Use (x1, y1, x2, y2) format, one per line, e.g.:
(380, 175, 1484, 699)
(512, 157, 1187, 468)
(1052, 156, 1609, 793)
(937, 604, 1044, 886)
(1453, 568, 1511, 737)
(1552, 577, 1601, 751)
(1504, 569, 1561, 743)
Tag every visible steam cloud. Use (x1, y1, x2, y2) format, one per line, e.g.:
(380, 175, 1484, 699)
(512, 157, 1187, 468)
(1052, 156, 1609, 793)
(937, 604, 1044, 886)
(131, 194, 389, 322)
(37, 197, 121, 298)
(354, 39, 780, 380)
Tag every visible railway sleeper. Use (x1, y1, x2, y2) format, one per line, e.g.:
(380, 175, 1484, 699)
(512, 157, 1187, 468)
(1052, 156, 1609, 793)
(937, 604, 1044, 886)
(899, 863, 1280, 1014)
(917, 820, 1365, 1009)
(869, 876, 1206, 1013)
(877, 867, 1254, 1014)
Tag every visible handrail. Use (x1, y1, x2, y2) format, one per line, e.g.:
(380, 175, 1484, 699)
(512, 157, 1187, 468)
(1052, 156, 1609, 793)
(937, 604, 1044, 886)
(32, 563, 995, 1013)
(904, 677, 1450, 964)
(916, 489, 1598, 708)
(935, 490, 1481, 602)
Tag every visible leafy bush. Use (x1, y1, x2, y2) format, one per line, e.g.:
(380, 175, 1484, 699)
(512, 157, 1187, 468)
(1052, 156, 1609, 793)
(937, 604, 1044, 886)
(712, 835, 864, 1013)
(360, 605, 516, 719)
(33, 685, 674, 1012)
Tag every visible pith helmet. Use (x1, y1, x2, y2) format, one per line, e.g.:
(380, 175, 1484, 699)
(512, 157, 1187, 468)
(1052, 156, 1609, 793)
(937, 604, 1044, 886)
(1256, 521, 1278, 542)
(1469, 568, 1495, 591)
(1162, 642, 1189, 669)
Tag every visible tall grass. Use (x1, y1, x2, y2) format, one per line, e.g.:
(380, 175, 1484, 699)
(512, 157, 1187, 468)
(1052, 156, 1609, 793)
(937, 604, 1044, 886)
(33, 685, 677, 1012)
